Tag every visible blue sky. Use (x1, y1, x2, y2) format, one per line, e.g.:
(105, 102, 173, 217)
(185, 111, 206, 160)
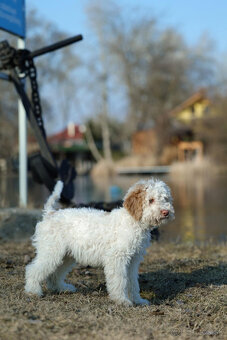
(25, 1, 227, 132)
(29, 0, 227, 53)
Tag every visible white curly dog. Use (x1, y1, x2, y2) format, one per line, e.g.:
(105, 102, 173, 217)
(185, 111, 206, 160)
(25, 178, 174, 306)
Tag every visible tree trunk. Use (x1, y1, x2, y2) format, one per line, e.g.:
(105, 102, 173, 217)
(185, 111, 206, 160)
(85, 125, 103, 162)
(100, 75, 112, 161)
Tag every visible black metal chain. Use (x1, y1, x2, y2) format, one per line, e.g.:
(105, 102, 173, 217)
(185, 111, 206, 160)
(25, 58, 46, 138)
(0, 38, 80, 201)
(0, 41, 16, 70)
(0, 41, 46, 139)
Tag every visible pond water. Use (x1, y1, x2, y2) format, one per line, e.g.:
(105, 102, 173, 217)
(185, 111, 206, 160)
(0, 173, 226, 243)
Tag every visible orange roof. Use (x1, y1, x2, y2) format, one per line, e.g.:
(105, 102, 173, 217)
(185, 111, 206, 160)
(169, 89, 210, 116)
(48, 124, 84, 144)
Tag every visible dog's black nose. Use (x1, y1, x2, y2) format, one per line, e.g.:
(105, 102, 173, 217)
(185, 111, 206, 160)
(161, 210, 169, 217)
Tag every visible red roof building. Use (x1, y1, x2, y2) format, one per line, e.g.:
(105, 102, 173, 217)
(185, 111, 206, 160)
(47, 123, 87, 151)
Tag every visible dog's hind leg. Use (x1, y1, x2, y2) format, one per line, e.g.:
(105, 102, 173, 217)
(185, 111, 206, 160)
(25, 248, 65, 296)
(46, 256, 76, 293)
(104, 258, 133, 306)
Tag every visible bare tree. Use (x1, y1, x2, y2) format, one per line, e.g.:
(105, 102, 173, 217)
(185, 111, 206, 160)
(85, 124, 103, 162)
(85, 1, 115, 162)
(84, 0, 215, 157)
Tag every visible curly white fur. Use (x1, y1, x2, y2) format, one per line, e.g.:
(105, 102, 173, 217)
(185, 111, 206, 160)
(25, 178, 174, 306)
(43, 180, 63, 215)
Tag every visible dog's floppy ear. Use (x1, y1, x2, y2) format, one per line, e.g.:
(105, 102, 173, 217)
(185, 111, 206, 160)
(123, 185, 145, 221)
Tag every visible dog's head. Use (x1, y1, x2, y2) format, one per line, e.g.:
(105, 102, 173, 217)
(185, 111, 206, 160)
(123, 178, 175, 228)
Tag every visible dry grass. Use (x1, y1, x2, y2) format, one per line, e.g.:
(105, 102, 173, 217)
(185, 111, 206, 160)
(0, 241, 226, 340)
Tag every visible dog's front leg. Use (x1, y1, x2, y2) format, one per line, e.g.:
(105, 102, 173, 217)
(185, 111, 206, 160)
(128, 254, 150, 306)
(104, 257, 133, 306)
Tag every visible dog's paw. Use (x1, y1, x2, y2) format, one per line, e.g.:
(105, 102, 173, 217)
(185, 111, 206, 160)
(134, 298, 150, 306)
(25, 284, 43, 297)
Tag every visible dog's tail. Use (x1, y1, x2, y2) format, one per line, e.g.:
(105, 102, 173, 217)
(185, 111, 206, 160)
(43, 180, 64, 215)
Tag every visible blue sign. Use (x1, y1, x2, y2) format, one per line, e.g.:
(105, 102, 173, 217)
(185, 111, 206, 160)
(0, 0, 25, 38)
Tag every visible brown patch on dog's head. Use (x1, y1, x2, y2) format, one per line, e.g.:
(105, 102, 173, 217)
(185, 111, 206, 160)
(123, 184, 145, 221)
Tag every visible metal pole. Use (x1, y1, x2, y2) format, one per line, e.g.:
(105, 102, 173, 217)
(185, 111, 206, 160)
(17, 37, 27, 207)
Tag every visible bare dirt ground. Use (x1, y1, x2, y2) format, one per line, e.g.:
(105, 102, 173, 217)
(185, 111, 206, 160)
(0, 241, 226, 340)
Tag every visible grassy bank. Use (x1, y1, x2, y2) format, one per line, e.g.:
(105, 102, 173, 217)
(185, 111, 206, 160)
(0, 241, 226, 340)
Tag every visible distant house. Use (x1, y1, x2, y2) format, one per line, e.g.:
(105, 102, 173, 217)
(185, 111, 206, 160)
(132, 129, 157, 155)
(28, 123, 93, 174)
(132, 89, 212, 163)
(169, 89, 212, 123)
(48, 123, 87, 152)
(28, 123, 88, 154)
(48, 123, 93, 174)
(170, 89, 214, 161)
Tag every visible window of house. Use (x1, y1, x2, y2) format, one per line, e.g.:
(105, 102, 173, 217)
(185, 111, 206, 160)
(190, 106, 195, 116)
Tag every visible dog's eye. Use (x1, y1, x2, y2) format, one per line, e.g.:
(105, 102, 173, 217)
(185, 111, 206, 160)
(149, 198, 154, 204)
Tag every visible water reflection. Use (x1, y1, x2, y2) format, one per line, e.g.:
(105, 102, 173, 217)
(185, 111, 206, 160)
(0, 175, 48, 209)
(0, 173, 226, 243)
(166, 174, 227, 243)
